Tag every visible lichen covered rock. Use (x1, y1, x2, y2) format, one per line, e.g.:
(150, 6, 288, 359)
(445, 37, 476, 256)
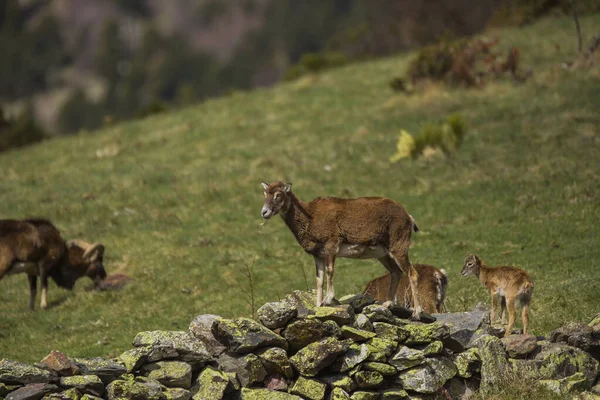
(105, 378, 160, 400)
(349, 391, 379, 400)
(256, 347, 293, 379)
(339, 294, 376, 313)
(319, 374, 356, 392)
(432, 310, 489, 352)
(213, 317, 287, 354)
(372, 322, 408, 343)
(403, 322, 449, 345)
(5, 383, 58, 399)
(396, 357, 456, 394)
(290, 337, 351, 377)
(132, 331, 210, 365)
(380, 388, 409, 399)
(0, 359, 53, 385)
(60, 375, 104, 396)
(289, 376, 326, 400)
(539, 372, 589, 396)
(388, 346, 425, 371)
(240, 387, 302, 399)
(216, 353, 266, 387)
(328, 344, 370, 373)
(141, 361, 192, 389)
(118, 347, 151, 373)
(329, 387, 351, 399)
(188, 314, 227, 356)
(192, 366, 229, 400)
(362, 362, 397, 377)
(476, 334, 509, 392)
(352, 314, 374, 332)
(453, 347, 480, 378)
(283, 319, 331, 352)
(354, 371, 384, 389)
(314, 305, 355, 325)
(257, 300, 297, 330)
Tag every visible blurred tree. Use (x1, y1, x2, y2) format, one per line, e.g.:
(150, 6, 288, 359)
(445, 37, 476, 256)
(58, 89, 103, 134)
(0, 105, 46, 152)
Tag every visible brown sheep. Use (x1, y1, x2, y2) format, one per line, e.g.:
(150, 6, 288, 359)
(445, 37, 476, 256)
(0, 219, 107, 310)
(260, 181, 422, 318)
(364, 264, 448, 314)
(461, 254, 533, 335)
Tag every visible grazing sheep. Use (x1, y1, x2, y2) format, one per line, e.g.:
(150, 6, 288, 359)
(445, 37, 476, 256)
(0, 219, 107, 310)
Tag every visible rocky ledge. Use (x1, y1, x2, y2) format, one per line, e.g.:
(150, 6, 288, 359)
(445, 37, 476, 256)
(1, 291, 599, 400)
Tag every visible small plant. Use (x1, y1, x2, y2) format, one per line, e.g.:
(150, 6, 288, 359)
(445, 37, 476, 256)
(389, 113, 468, 162)
(237, 261, 257, 320)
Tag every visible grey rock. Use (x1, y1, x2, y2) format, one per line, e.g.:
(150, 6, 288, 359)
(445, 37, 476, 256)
(372, 322, 409, 342)
(39, 351, 79, 377)
(396, 356, 456, 394)
(188, 314, 227, 356)
(71, 359, 126, 385)
(328, 344, 370, 373)
(314, 305, 355, 325)
(212, 317, 287, 354)
(264, 374, 288, 391)
(453, 348, 480, 378)
(341, 326, 376, 342)
(240, 388, 302, 399)
(476, 334, 509, 392)
(501, 334, 538, 359)
(283, 318, 330, 352)
(216, 353, 266, 387)
(319, 374, 356, 392)
(60, 375, 104, 396)
(353, 371, 384, 389)
(432, 310, 489, 352)
(363, 305, 395, 324)
(388, 346, 425, 372)
(0, 360, 53, 385)
(140, 361, 192, 389)
(192, 366, 229, 400)
(257, 301, 297, 330)
(339, 294, 376, 313)
(352, 314, 374, 332)
(287, 291, 317, 318)
(256, 347, 293, 379)
(132, 331, 211, 365)
(289, 376, 326, 400)
(5, 383, 58, 400)
(550, 322, 600, 361)
(290, 337, 351, 377)
(329, 387, 351, 399)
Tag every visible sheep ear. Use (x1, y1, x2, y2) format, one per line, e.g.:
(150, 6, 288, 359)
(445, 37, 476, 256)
(284, 183, 292, 193)
(261, 182, 269, 190)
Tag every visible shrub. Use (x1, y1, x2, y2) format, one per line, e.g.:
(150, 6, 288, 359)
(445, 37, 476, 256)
(0, 106, 46, 153)
(284, 52, 348, 81)
(389, 113, 468, 162)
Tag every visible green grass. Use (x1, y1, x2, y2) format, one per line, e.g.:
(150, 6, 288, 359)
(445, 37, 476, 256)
(1, 15, 599, 364)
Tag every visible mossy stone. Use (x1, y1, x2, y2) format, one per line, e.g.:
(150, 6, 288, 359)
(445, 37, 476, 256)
(60, 375, 104, 396)
(319, 374, 356, 392)
(362, 362, 397, 376)
(256, 347, 294, 379)
(192, 366, 228, 400)
(453, 347, 480, 378)
(403, 322, 449, 345)
(0, 359, 53, 385)
(240, 387, 302, 399)
(289, 376, 326, 400)
(373, 322, 408, 343)
(290, 337, 351, 377)
(349, 391, 379, 400)
(341, 326, 377, 342)
(354, 370, 384, 389)
(213, 318, 288, 354)
(118, 347, 151, 373)
(330, 387, 351, 399)
(141, 361, 192, 389)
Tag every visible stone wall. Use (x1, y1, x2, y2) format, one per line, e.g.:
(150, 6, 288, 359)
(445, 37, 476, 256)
(1, 291, 599, 400)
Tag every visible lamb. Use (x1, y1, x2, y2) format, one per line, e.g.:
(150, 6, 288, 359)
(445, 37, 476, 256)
(461, 254, 533, 335)
(363, 264, 448, 313)
(260, 181, 423, 318)
(0, 218, 107, 310)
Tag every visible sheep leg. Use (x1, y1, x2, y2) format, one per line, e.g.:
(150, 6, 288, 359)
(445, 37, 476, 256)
(377, 255, 401, 307)
(323, 255, 336, 305)
(490, 291, 497, 324)
(28, 275, 37, 311)
(500, 296, 507, 324)
(521, 301, 530, 335)
(505, 295, 517, 336)
(390, 248, 421, 319)
(39, 267, 49, 310)
(314, 257, 326, 307)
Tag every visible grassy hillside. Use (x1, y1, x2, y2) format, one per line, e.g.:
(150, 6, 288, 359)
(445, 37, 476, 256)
(1, 15, 599, 364)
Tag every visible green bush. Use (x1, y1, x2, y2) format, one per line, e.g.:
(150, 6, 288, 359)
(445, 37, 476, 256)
(389, 113, 468, 162)
(489, 0, 600, 27)
(284, 52, 348, 81)
(0, 107, 46, 153)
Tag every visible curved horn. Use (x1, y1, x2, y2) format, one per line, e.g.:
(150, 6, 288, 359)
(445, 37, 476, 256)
(83, 242, 105, 260)
(66, 239, 90, 249)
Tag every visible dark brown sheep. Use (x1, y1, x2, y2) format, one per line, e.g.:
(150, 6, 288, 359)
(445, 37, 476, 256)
(0, 219, 107, 310)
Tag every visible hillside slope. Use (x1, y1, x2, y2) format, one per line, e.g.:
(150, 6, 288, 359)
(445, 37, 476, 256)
(0, 15, 598, 363)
